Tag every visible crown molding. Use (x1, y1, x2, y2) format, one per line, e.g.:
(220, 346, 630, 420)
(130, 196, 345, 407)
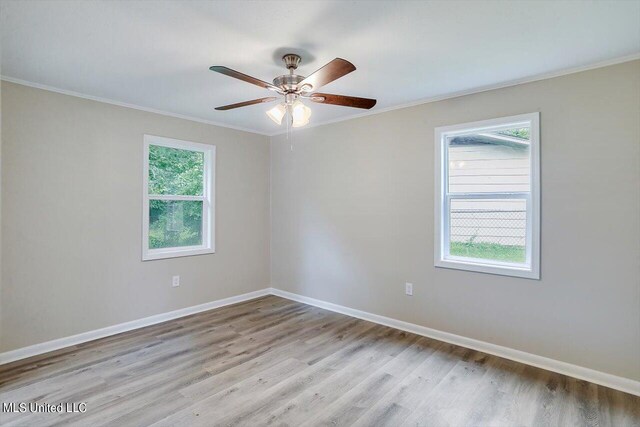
(268, 52, 640, 137)
(3, 52, 638, 138)
(0, 75, 269, 136)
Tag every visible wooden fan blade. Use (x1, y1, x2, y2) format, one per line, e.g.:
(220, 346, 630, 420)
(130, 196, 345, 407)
(309, 93, 376, 109)
(215, 97, 278, 111)
(297, 58, 356, 92)
(209, 66, 280, 92)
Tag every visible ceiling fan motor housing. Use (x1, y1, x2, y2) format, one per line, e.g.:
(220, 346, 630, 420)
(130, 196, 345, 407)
(274, 54, 305, 94)
(273, 74, 305, 93)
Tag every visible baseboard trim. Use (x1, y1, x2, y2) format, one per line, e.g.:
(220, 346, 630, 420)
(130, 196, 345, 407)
(2, 286, 638, 396)
(0, 288, 271, 365)
(269, 287, 640, 397)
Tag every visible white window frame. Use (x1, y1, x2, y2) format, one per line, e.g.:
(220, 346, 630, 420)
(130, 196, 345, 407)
(434, 113, 540, 279)
(142, 135, 215, 261)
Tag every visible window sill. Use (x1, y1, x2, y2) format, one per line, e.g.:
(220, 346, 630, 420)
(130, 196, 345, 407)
(435, 257, 539, 280)
(142, 246, 215, 261)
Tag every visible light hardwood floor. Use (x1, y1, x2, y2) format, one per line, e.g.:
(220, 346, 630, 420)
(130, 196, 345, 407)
(1, 295, 638, 426)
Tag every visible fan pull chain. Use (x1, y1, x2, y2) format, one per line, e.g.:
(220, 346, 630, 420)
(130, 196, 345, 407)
(287, 106, 294, 151)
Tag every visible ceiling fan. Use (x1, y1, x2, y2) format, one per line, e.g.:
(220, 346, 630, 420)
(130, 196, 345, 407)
(210, 54, 376, 128)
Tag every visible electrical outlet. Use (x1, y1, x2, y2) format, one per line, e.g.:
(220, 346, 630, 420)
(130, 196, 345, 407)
(405, 282, 413, 296)
(172, 275, 180, 287)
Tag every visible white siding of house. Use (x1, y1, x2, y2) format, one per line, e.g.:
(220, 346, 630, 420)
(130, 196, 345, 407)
(448, 143, 529, 246)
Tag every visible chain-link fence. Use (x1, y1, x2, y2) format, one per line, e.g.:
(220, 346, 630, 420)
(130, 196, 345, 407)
(449, 203, 527, 263)
(450, 208, 526, 247)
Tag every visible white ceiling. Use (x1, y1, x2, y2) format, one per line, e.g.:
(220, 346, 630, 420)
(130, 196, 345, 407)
(2, 0, 639, 135)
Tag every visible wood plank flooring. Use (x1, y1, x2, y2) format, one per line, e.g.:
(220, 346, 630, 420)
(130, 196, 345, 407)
(1, 295, 638, 426)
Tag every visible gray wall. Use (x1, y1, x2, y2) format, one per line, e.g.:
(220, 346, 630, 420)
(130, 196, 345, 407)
(2, 61, 639, 381)
(1, 82, 271, 351)
(0, 79, 3, 346)
(271, 60, 640, 380)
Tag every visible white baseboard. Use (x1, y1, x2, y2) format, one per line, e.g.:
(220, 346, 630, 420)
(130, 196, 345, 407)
(2, 286, 638, 397)
(269, 287, 640, 397)
(0, 288, 271, 365)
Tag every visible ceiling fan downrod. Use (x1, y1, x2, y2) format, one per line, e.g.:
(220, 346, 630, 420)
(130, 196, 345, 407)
(273, 54, 305, 103)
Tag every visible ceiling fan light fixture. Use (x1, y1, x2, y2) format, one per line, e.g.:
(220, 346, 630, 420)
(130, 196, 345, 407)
(266, 103, 286, 125)
(291, 100, 312, 128)
(211, 55, 376, 127)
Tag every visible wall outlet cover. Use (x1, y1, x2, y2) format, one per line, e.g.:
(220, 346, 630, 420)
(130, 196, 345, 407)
(405, 282, 413, 296)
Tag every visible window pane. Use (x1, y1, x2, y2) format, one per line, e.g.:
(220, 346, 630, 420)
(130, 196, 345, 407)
(449, 198, 526, 263)
(149, 200, 203, 249)
(148, 145, 204, 196)
(447, 126, 530, 193)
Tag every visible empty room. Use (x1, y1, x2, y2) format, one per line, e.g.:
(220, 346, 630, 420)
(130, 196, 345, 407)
(0, 0, 639, 426)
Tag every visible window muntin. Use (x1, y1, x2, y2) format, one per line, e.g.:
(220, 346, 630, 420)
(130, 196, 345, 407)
(143, 135, 215, 261)
(435, 114, 539, 279)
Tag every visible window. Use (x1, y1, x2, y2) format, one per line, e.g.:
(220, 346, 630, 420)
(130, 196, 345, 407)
(142, 135, 215, 261)
(434, 113, 540, 279)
